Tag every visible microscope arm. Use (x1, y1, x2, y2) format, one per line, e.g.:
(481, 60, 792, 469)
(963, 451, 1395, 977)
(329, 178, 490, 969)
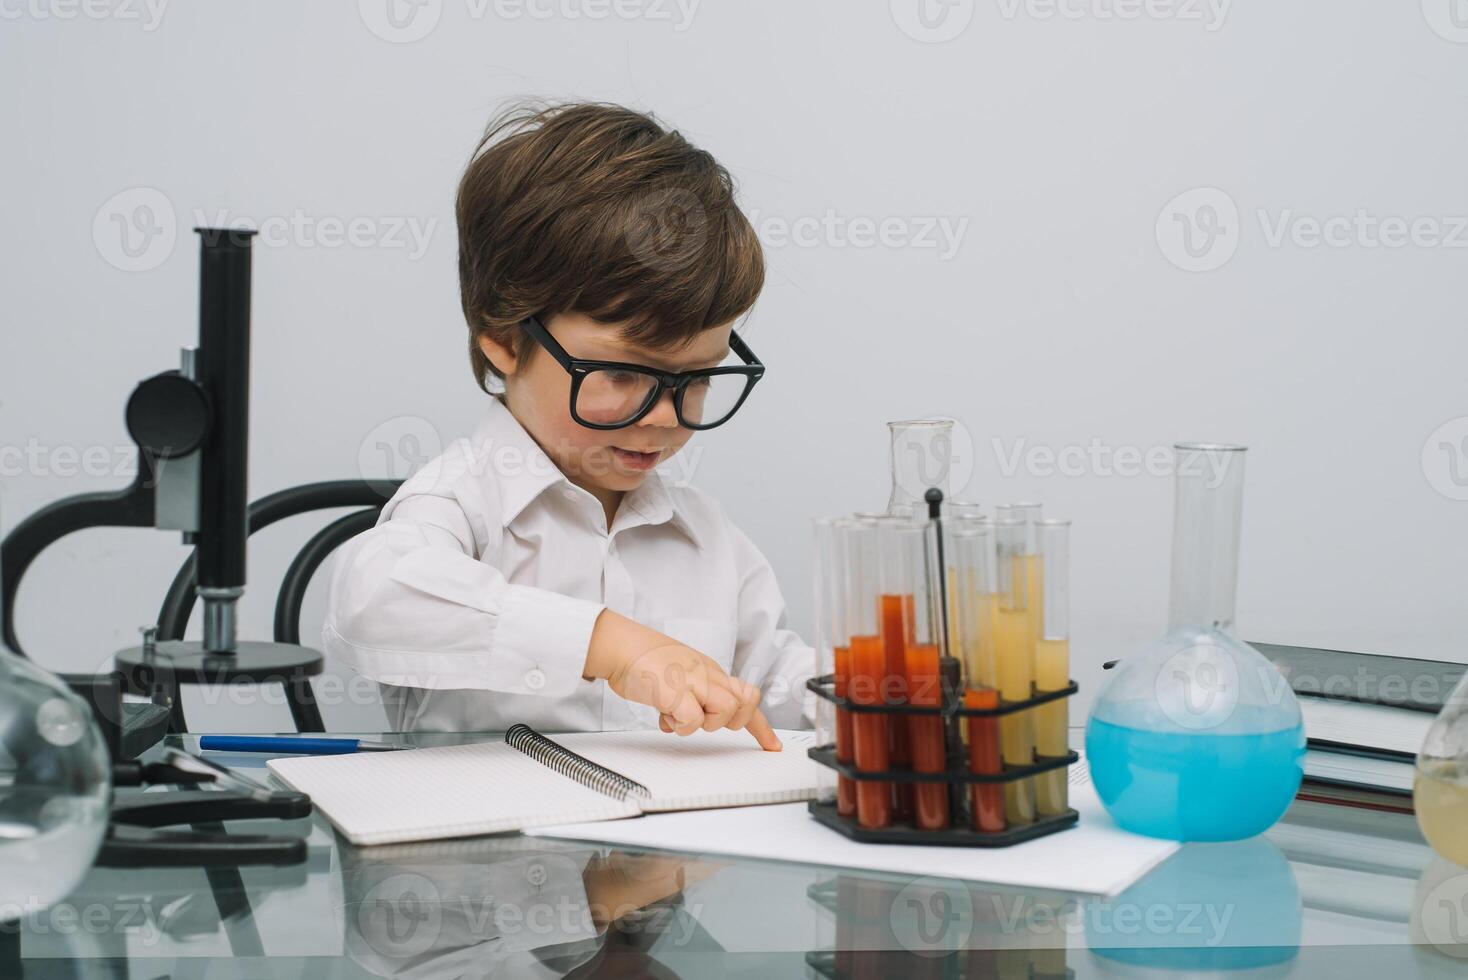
(0, 466, 156, 656)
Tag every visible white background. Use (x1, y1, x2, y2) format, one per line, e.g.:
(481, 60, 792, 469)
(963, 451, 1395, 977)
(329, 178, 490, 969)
(2, 0, 1465, 732)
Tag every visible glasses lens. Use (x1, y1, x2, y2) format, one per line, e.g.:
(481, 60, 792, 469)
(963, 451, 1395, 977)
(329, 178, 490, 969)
(679, 373, 751, 428)
(575, 369, 661, 426)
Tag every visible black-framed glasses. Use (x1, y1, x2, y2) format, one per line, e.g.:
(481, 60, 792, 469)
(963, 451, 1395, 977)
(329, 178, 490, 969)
(520, 315, 765, 431)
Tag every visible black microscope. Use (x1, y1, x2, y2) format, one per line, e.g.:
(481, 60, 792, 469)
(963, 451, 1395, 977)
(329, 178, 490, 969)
(0, 228, 381, 866)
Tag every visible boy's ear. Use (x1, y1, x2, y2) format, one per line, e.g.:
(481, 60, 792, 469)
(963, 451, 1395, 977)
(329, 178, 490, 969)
(478, 333, 518, 377)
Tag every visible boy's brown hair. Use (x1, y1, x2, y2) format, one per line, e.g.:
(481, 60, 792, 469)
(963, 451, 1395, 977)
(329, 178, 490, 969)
(456, 102, 765, 392)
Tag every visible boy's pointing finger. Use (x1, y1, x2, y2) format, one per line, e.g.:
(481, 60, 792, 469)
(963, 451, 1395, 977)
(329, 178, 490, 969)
(745, 710, 782, 752)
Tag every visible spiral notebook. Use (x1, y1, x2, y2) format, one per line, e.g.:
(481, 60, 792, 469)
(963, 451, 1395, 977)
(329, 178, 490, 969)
(266, 725, 820, 846)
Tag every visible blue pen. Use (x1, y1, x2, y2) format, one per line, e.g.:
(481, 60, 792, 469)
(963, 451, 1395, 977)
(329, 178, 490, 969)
(197, 735, 406, 755)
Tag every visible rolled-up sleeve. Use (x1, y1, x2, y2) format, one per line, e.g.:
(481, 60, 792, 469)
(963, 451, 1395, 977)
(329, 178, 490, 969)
(322, 492, 604, 697)
(728, 525, 817, 730)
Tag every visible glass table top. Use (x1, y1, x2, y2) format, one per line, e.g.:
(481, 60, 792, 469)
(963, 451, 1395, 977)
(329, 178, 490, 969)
(7, 729, 1468, 978)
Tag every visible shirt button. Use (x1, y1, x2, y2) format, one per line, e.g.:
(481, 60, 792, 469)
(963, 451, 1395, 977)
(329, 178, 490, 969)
(525, 862, 547, 887)
(562, 488, 578, 501)
(524, 668, 546, 691)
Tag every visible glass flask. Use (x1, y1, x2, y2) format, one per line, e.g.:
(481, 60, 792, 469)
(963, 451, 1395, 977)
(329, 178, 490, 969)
(0, 639, 112, 914)
(1414, 670, 1468, 867)
(886, 419, 954, 514)
(1086, 443, 1304, 841)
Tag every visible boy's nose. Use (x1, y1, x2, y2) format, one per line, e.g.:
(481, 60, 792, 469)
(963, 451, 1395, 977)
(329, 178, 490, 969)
(642, 388, 680, 428)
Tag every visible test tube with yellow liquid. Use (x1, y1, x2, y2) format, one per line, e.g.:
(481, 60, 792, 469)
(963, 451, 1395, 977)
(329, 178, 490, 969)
(994, 515, 1035, 825)
(1010, 503, 1048, 810)
(1033, 519, 1071, 816)
(1010, 502, 1044, 642)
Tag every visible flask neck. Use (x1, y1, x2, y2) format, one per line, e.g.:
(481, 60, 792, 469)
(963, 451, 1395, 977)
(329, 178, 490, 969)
(1166, 444, 1247, 634)
(886, 420, 953, 513)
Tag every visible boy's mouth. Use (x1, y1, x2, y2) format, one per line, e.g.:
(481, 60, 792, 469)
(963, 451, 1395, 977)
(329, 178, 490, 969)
(610, 446, 662, 471)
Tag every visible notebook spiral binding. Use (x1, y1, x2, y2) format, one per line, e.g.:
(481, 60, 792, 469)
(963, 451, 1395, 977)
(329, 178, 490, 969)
(504, 724, 651, 802)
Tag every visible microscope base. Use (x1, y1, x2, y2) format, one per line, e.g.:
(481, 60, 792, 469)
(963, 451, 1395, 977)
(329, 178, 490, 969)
(114, 640, 327, 733)
(114, 639, 324, 686)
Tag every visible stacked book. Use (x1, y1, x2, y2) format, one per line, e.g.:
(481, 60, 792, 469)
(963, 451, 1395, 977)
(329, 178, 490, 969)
(1255, 643, 1464, 813)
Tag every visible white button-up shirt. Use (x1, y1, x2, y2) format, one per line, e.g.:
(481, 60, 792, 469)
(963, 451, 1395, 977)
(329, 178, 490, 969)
(323, 397, 814, 733)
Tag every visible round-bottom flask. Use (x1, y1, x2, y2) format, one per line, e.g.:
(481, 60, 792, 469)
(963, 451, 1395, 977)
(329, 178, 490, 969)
(0, 646, 112, 914)
(1414, 671, 1468, 867)
(1086, 626, 1304, 841)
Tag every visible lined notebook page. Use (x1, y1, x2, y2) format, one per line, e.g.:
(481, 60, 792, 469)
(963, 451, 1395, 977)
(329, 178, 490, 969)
(267, 741, 640, 846)
(551, 729, 821, 811)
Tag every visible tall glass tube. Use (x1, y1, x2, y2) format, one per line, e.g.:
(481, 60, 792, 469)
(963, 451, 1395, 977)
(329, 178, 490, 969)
(871, 515, 916, 824)
(994, 516, 1036, 825)
(1010, 501, 1044, 647)
(1168, 444, 1246, 632)
(943, 500, 984, 519)
(1034, 519, 1071, 816)
(949, 518, 1005, 832)
(813, 517, 856, 817)
(882, 518, 951, 830)
(844, 518, 892, 829)
(942, 501, 985, 698)
(886, 419, 954, 514)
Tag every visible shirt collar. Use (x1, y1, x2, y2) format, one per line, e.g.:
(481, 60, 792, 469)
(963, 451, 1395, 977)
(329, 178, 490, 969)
(472, 397, 703, 550)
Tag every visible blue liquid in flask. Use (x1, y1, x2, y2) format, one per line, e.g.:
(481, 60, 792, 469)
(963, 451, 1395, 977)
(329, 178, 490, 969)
(1086, 707, 1305, 842)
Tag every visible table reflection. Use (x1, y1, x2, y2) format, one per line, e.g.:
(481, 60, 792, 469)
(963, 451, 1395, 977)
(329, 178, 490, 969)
(1084, 838, 1300, 976)
(336, 834, 723, 978)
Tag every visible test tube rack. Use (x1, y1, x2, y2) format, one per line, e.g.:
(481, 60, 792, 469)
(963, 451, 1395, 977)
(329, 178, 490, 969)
(805, 676, 1078, 846)
(805, 489, 1081, 847)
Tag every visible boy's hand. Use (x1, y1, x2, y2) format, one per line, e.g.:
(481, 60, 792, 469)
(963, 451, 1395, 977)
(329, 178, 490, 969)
(583, 609, 782, 751)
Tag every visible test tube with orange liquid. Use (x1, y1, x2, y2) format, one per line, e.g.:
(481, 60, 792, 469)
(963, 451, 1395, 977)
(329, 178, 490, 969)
(866, 513, 917, 824)
(813, 518, 857, 817)
(1034, 519, 1072, 816)
(947, 517, 1006, 832)
(844, 519, 892, 829)
(881, 517, 950, 830)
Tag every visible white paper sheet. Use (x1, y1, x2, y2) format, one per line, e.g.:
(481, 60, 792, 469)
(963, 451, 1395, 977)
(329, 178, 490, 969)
(529, 760, 1179, 896)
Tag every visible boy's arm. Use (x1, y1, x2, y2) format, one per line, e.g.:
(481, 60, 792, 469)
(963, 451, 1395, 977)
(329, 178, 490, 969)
(325, 490, 780, 746)
(323, 492, 606, 697)
(727, 524, 817, 730)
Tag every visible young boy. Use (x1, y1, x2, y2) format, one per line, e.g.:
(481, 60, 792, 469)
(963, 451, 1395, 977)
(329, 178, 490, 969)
(323, 103, 812, 748)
